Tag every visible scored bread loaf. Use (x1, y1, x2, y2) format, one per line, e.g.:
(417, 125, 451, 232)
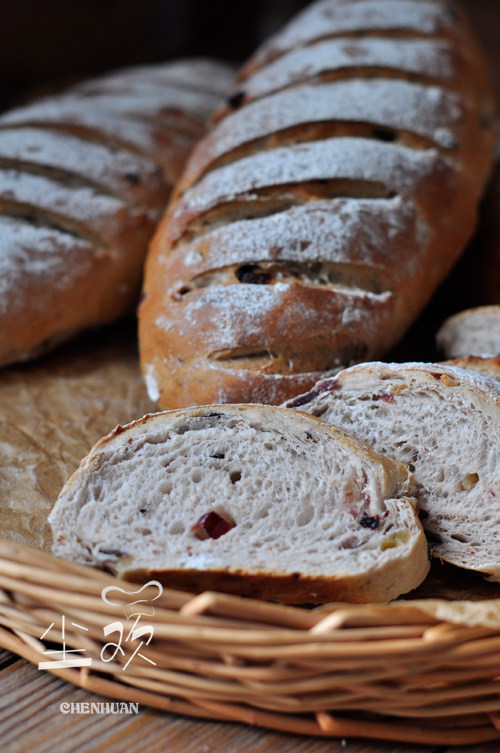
(48, 404, 429, 604)
(0, 59, 234, 367)
(139, 0, 496, 409)
(285, 362, 500, 579)
(437, 305, 500, 358)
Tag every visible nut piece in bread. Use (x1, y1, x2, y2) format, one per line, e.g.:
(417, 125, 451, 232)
(285, 362, 500, 580)
(437, 305, 500, 358)
(139, 0, 496, 409)
(49, 404, 429, 604)
(0, 59, 234, 368)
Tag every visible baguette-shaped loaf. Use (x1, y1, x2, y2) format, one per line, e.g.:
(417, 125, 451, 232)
(437, 305, 500, 358)
(285, 362, 500, 579)
(49, 404, 429, 604)
(139, 0, 496, 409)
(0, 59, 234, 367)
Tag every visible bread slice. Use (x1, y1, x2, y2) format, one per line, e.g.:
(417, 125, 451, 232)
(437, 305, 500, 358)
(285, 362, 500, 580)
(48, 404, 429, 604)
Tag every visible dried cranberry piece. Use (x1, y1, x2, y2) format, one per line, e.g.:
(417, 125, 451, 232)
(359, 513, 380, 529)
(192, 511, 235, 540)
(380, 393, 395, 403)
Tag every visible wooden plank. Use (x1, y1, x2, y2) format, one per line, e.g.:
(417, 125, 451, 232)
(0, 649, 18, 670)
(0, 659, 447, 753)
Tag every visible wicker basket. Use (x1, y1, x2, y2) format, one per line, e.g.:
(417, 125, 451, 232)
(1, 538, 500, 746)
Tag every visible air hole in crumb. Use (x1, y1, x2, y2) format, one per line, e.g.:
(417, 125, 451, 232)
(211, 452, 225, 459)
(230, 470, 242, 484)
(451, 533, 468, 543)
(297, 506, 314, 526)
(191, 469, 203, 483)
(136, 527, 152, 536)
(264, 443, 274, 451)
(311, 405, 328, 418)
(159, 480, 173, 494)
(426, 531, 443, 544)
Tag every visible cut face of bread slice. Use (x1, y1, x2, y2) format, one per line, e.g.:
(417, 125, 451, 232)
(437, 305, 500, 359)
(49, 404, 428, 604)
(286, 362, 500, 580)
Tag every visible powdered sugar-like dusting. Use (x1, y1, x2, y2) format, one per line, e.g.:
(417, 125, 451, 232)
(0, 128, 159, 198)
(243, 37, 457, 100)
(0, 169, 125, 230)
(251, 0, 453, 65)
(0, 217, 94, 311)
(167, 282, 391, 355)
(144, 363, 161, 402)
(178, 196, 420, 277)
(177, 137, 446, 217)
(198, 79, 462, 171)
(74, 59, 234, 102)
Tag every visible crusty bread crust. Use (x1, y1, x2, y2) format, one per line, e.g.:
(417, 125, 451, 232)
(0, 60, 234, 368)
(139, 0, 496, 409)
(49, 404, 429, 605)
(442, 355, 500, 382)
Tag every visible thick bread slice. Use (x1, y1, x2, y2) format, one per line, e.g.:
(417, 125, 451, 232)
(48, 404, 429, 604)
(285, 362, 500, 579)
(437, 305, 500, 358)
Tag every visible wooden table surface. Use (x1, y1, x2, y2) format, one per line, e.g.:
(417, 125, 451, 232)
(2, 2, 500, 752)
(0, 644, 498, 753)
(0, 657, 498, 753)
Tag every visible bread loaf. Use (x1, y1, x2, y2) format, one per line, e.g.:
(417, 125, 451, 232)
(48, 404, 429, 604)
(285, 362, 500, 580)
(139, 0, 496, 409)
(437, 305, 500, 358)
(0, 59, 234, 367)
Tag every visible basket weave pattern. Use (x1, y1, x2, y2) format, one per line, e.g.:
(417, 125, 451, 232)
(1, 539, 500, 746)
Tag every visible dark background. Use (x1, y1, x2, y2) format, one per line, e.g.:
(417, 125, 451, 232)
(1, 0, 499, 113)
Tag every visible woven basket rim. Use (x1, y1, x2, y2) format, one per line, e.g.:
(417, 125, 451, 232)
(1, 536, 500, 747)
